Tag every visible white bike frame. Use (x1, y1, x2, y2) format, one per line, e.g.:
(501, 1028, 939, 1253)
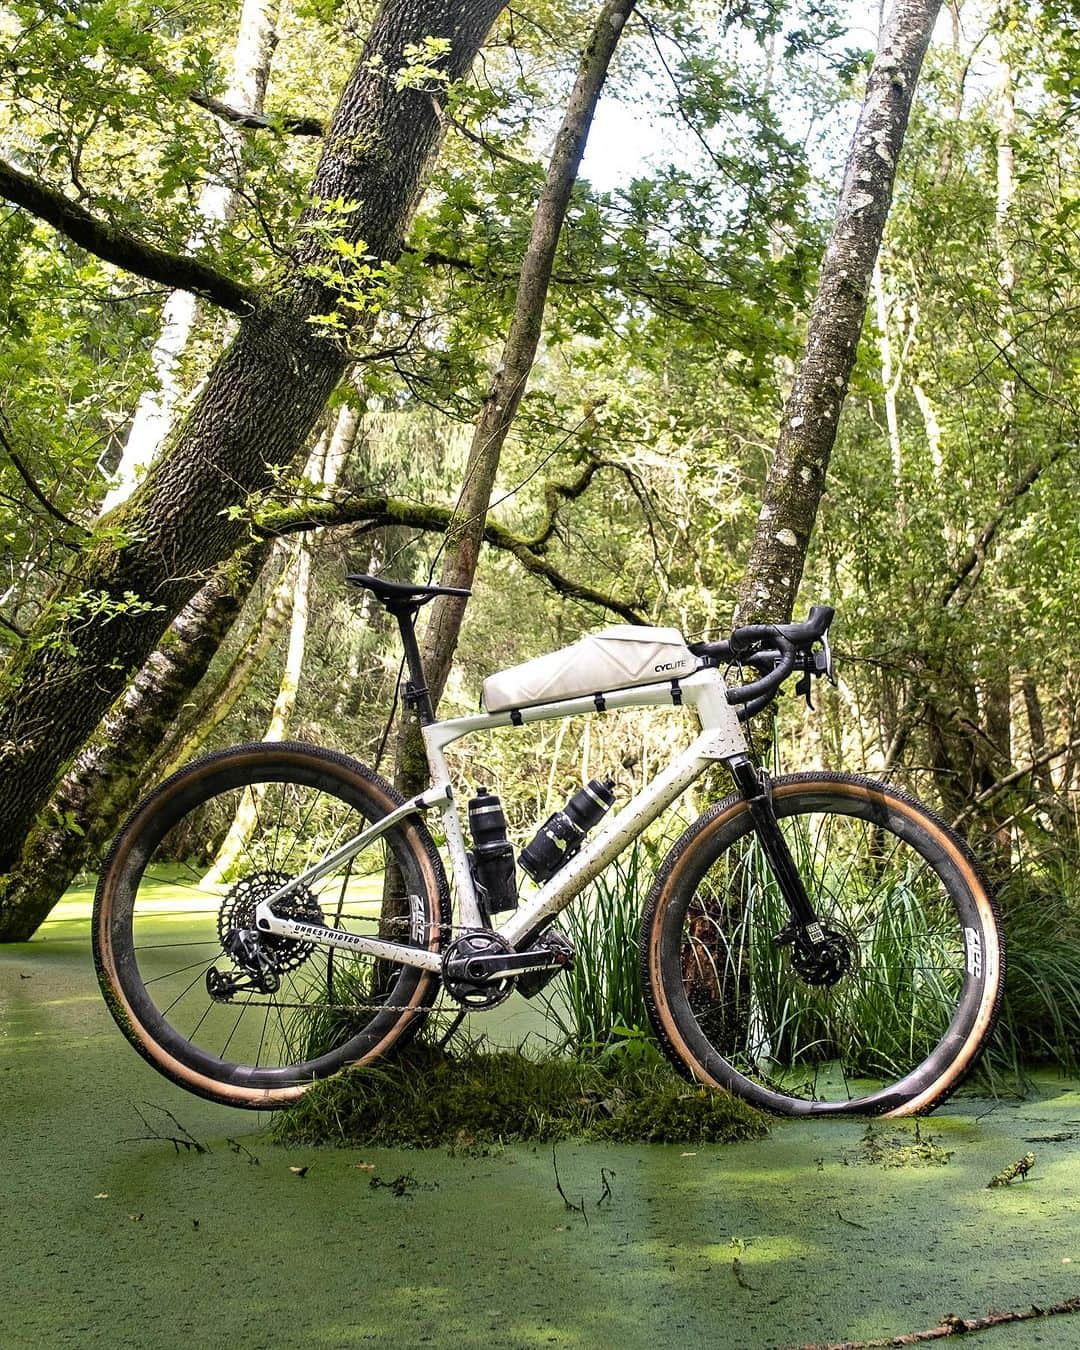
(253, 663, 748, 972)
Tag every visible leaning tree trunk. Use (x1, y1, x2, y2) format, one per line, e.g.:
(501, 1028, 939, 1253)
(101, 0, 281, 512)
(735, 0, 943, 626)
(0, 0, 507, 940)
(145, 539, 296, 781)
(393, 0, 636, 796)
(203, 406, 353, 883)
(0, 548, 269, 935)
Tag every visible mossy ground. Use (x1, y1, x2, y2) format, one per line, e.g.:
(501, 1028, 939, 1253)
(5, 890, 1080, 1349)
(273, 1043, 768, 1148)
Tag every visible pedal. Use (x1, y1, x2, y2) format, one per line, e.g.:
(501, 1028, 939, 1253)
(516, 928, 575, 999)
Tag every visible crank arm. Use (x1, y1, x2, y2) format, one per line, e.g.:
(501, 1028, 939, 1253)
(448, 949, 569, 984)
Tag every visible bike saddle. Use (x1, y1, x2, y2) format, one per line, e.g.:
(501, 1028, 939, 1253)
(345, 572, 472, 610)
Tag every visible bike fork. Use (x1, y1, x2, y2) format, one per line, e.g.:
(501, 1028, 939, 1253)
(727, 755, 827, 945)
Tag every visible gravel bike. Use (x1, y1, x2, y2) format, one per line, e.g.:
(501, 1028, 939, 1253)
(93, 574, 1004, 1115)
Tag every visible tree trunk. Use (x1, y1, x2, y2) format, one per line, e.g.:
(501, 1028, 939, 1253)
(0, 550, 268, 938)
(735, 0, 942, 625)
(101, 0, 281, 512)
(393, 0, 635, 797)
(202, 408, 351, 883)
(0, 0, 507, 938)
(147, 540, 296, 780)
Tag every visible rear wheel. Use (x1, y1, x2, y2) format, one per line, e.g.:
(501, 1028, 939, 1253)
(93, 742, 449, 1109)
(642, 773, 1004, 1115)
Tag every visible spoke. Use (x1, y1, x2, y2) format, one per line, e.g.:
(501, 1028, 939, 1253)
(272, 995, 297, 1065)
(248, 783, 270, 867)
(219, 999, 251, 1060)
(256, 998, 271, 1068)
(133, 940, 222, 951)
(186, 993, 218, 1043)
(160, 961, 219, 1014)
(271, 781, 288, 875)
(289, 786, 328, 871)
(237, 785, 267, 876)
(144, 955, 222, 985)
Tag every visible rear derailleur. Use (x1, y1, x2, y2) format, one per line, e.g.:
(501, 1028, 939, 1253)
(207, 928, 281, 999)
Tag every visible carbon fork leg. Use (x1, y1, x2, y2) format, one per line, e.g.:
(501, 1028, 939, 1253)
(726, 755, 826, 940)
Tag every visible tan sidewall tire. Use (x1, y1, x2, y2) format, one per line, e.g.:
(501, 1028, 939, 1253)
(93, 742, 449, 1110)
(641, 773, 1004, 1117)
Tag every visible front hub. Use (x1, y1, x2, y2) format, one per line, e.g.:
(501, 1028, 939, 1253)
(789, 925, 854, 987)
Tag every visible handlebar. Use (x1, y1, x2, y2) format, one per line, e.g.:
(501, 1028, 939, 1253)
(688, 605, 836, 718)
(725, 627, 796, 705)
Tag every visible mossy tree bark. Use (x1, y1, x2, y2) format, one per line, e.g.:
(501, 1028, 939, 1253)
(735, 0, 943, 626)
(0, 0, 508, 941)
(0, 552, 268, 932)
(202, 408, 355, 884)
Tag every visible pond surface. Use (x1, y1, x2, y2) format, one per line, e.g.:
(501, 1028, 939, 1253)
(2, 891, 1079, 1348)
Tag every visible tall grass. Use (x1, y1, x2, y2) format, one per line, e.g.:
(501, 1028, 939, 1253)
(545, 841, 657, 1061)
(683, 820, 972, 1089)
(986, 864, 1080, 1081)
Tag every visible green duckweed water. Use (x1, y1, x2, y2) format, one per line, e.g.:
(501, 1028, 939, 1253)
(3, 886, 1080, 1348)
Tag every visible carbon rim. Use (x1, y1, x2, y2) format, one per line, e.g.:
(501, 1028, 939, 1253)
(644, 775, 1002, 1116)
(93, 744, 446, 1106)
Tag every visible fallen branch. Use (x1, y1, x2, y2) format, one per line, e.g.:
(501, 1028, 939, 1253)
(118, 1103, 209, 1155)
(794, 1295, 1080, 1349)
(551, 1145, 589, 1226)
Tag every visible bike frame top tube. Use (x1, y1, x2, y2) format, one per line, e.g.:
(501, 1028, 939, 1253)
(255, 664, 747, 966)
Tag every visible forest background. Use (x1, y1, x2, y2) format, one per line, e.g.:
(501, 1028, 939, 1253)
(0, 0, 1078, 1069)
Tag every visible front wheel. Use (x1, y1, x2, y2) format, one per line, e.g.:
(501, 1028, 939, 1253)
(641, 773, 1004, 1115)
(93, 742, 449, 1109)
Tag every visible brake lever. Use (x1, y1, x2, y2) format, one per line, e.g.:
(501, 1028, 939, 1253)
(819, 629, 836, 684)
(793, 634, 836, 710)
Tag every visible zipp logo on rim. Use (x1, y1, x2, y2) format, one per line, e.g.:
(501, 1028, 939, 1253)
(964, 927, 982, 979)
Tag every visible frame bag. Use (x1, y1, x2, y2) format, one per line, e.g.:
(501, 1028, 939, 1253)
(482, 625, 696, 713)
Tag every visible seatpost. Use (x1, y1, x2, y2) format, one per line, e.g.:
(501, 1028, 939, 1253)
(389, 604, 436, 726)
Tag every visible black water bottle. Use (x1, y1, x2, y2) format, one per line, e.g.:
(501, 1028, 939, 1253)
(468, 788, 519, 914)
(519, 778, 616, 883)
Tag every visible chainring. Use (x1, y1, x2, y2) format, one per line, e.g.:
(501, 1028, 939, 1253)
(442, 930, 515, 1009)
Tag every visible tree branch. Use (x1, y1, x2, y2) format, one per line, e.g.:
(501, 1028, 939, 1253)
(255, 492, 646, 623)
(521, 457, 604, 549)
(951, 734, 1080, 828)
(188, 90, 325, 137)
(0, 411, 87, 536)
(799, 1293, 1080, 1348)
(939, 446, 1066, 607)
(0, 158, 258, 315)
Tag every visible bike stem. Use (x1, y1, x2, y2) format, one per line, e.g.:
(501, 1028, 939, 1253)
(726, 754, 825, 939)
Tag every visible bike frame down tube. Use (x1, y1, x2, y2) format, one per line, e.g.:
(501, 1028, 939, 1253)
(255, 666, 747, 968)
